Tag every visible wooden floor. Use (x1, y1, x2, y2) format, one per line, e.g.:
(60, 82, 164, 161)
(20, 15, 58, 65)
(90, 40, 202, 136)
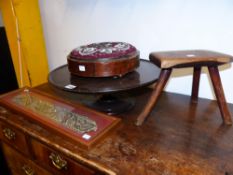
(34, 84, 233, 175)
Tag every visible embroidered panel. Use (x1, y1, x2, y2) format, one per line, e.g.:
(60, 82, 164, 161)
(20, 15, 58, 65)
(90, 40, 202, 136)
(70, 42, 137, 59)
(0, 88, 120, 149)
(12, 89, 97, 134)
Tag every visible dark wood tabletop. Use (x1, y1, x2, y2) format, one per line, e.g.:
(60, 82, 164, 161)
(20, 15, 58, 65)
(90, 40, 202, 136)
(2, 83, 233, 175)
(48, 59, 160, 94)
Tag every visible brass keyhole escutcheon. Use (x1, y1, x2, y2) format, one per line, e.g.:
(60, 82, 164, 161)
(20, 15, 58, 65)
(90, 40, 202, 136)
(22, 165, 35, 175)
(3, 128, 16, 140)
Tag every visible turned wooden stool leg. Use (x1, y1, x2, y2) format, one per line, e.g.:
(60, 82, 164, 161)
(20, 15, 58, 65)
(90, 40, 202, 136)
(191, 67, 202, 102)
(135, 69, 172, 126)
(208, 66, 232, 125)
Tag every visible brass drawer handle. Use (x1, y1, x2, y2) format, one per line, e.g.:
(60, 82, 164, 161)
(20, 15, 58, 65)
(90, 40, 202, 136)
(3, 128, 16, 140)
(22, 165, 35, 175)
(0, 106, 7, 114)
(49, 152, 67, 170)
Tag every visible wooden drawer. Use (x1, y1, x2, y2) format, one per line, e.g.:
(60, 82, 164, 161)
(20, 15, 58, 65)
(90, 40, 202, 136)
(2, 143, 52, 175)
(0, 122, 30, 156)
(31, 139, 96, 175)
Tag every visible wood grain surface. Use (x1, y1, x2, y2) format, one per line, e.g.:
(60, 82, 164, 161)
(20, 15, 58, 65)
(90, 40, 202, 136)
(1, 83, 233, 175)
(149, 50, 233, 68)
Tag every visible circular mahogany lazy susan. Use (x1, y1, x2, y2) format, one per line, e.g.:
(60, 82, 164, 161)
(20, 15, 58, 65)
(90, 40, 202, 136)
(67, 42, 140, 77)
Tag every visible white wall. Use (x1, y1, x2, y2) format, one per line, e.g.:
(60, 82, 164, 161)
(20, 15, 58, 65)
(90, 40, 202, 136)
(39, 0, 233, 103)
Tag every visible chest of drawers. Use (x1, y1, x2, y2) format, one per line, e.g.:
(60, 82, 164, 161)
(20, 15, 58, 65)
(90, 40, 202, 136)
(0, 107, 106, 175)
(0, 87, 117, 175)
(1, 83, 233, 175)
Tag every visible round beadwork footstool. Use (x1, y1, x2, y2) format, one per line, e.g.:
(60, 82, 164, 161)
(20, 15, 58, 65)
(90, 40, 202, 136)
(136, 50, 233, 126)
(67, 42, 139, 77)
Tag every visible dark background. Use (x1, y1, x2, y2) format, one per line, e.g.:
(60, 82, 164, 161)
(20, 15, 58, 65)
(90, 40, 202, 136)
(0, 26, 18, 175)
(0, 27, 18, 94)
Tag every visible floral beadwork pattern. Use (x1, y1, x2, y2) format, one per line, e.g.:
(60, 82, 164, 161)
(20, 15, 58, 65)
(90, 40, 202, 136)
(70, 42, 137, 59)
(12, 91, 97, 134)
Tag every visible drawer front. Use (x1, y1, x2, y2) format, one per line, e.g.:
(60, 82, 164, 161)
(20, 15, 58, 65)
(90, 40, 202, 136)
(2, 143, 52, 175)
(0, 122, 30, 156)
(31, 139, 95, 175)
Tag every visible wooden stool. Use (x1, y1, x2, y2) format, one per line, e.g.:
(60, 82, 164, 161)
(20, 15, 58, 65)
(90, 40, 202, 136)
(136, 50, 233, 126)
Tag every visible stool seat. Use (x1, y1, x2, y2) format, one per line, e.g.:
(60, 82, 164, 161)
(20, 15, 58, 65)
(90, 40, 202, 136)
(136, 50, 233, 126)
(149, 50, 233, 68)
